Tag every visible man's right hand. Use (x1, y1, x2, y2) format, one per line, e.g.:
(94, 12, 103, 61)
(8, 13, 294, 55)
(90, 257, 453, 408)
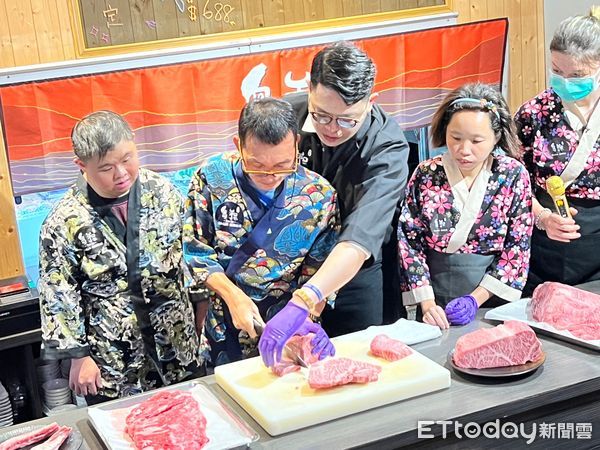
(225, 290, 263, 338)
(205, 272, 264, 338)
(69, 356, 102, 396)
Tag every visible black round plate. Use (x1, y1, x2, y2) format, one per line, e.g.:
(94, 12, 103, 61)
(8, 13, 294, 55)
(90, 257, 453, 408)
(447, 349, 546, 377)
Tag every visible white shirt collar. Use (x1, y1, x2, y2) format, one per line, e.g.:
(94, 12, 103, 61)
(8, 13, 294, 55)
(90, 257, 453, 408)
(302, 114, 316, 133)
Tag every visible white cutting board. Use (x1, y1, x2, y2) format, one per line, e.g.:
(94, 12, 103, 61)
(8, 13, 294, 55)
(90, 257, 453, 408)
(215, 330, 451, 436)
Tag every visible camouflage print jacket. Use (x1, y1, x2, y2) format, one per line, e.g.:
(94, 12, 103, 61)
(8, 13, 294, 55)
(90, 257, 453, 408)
(39, 168, 204, 398)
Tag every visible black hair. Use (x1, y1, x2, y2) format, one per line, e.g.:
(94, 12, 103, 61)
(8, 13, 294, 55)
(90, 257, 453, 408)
(238, 97, 299, 146)
(310, 42, 376, 105)
(430, 83, 520, 158)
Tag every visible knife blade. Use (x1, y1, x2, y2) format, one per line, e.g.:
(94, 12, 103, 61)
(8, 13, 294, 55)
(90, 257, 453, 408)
(253, 319, 308, 368)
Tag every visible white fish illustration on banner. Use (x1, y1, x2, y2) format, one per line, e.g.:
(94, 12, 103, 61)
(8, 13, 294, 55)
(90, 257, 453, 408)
(241, 63, 271, 102)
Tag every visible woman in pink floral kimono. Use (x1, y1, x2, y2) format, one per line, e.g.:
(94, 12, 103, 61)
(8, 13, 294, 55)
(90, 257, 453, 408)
(397, 83, 533, 329)
(515, 8, 600, 294)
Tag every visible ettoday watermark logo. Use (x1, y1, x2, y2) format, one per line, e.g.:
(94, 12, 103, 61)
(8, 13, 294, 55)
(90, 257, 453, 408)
(418, 420, 593, 444)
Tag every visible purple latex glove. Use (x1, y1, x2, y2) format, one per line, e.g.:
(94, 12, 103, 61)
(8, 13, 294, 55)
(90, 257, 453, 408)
(258, 302, 308, 367)
(445, 295, 479, 325)
(294, 319, 336, 360)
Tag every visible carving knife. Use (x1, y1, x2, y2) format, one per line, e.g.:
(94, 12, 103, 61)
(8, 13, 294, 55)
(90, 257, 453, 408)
(253, 319, 308, 368)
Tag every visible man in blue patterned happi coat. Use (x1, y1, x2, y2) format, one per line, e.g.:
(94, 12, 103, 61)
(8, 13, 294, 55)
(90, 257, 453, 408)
(184, 98, 339, 365)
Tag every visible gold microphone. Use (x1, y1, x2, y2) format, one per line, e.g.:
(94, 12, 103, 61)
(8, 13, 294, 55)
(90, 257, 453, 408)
(546, 176, 572, 219)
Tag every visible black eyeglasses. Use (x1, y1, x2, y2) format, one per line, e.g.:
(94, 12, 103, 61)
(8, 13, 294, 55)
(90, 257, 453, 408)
(308, 99, 370, 129)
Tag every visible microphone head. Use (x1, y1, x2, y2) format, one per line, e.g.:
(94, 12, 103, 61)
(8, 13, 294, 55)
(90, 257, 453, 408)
(546, 176, 566, 197)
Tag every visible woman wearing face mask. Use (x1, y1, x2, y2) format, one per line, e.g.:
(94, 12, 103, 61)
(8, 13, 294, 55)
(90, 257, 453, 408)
(398, 83, 533, 329)
(515, 6, 600, 295)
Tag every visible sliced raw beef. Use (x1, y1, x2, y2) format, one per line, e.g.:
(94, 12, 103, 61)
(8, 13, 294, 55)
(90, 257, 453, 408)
(0, 423, 60, 450)
(308, 358, 382, 389)
(370, 334, 412, 361)
(29, 426, 72, 450)
(271, 334, 320, 376)
(125, 390, 209, 450)
(349, 360, 383, 383)
(530, 282, 600, 340)
(453, 321, 543, 369)
(271, 360, 301, 377)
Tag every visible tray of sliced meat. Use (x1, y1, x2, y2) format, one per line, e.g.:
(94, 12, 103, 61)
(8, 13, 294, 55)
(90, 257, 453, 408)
(87, 381, 258, 450)
(0, 423, 81, 450)
(484, 286, 600, 352)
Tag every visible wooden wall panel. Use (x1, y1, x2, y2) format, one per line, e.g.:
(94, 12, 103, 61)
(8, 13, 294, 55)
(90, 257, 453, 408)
(486, 0, 505, 19)
(199, 1, 224, 35)
(535, 0, 546, 91)
(222, 0, 244, 31)
(304, 0, 324, 21)
(151, 0, 179, 40)
(31, 0, 65, 63)
(381, 0, 400, 9)
(176, 0, 202, 37)
(0, 127, 25, 279)
(323, 0, 344, 18)
(106, 0, 135, 45)
(521, 0, 540, 101)
(506, 0, 523, 109)
(80, 0, 109, 48)
(0, 1, 15, 67)
(129, 0, 158, 43)
(342, 0, 363, 16)
(240, 0, 265, 29)
(56, 0, 76, 60)
(453, 0, 470, 20)
(454, 0, 546, 112)
(468, 0, 487, 21)
(363, 0, 382, 14)
(262, 0, 285, 27)
(400, 0, 420, 8)
(5, 0, 40, 66)
(283, 0, 305, 24)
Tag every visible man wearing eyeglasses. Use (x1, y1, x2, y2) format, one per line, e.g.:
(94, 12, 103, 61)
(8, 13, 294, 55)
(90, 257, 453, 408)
(183, 97, 339, 365)
(259, 42, 409, 368)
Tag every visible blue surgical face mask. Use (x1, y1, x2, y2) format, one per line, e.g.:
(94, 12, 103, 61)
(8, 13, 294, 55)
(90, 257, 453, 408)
(550, 69, 600, 102)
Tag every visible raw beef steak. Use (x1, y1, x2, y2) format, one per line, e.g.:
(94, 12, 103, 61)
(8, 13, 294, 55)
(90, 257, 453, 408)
(530, 282, 600, 340)
(0, 423, 60, 450)
(125, 390, 209, 450)
(308, 358, 382, 389)
(370, 334, 412, 361)
(271, 334, 320, 376)
(453, 321, 543, 369)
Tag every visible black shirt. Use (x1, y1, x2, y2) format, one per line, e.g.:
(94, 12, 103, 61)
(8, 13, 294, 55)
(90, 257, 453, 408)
(287, 92, 410, 263)
(86, 181, 130, 244)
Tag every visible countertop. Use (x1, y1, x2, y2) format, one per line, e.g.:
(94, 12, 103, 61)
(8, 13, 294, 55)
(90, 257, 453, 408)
(3, 281, 600, 449)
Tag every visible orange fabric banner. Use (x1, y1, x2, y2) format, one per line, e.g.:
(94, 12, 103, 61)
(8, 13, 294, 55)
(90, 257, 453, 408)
(0, 19, 507, 195)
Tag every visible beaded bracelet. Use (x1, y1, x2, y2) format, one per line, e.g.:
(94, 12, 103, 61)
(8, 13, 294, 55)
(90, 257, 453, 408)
(534, 208, 551, 230)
